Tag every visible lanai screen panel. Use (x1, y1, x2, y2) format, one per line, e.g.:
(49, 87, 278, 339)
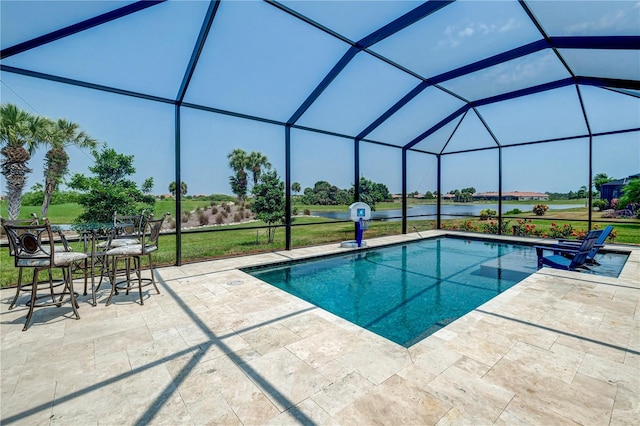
(438, 49, 571, 102)
(366, 86, 466, 147)
(502, 139, 589, 195)
(184, 1, 348, 122)
(526, 1, 640, 37)
(580, 86, 640, 134)
(290, 128, 354, 194)
(476, 86, 589, 146)
(295, 52, 421, 137)
(369, 0, 542, 79)
(278, 0, 421, 42)
(0, 1, 136, 50)
(3, 1, 207, 99)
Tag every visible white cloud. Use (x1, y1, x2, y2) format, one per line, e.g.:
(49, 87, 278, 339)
(458, 27, 474, 37)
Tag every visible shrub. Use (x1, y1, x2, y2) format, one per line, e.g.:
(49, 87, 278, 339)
(224, 204, 231, 213)
(547, 222, 574, 238)
(479, 208, 497, 220)
(221, 210, 228, 218)
(210, 201, 216, 207)
(215, 213, 224, 225)
(181, 211, 190, 223)
(511, 219, 538, 236)
(292, 206, 299, 215)
(233, 213, 242, 222)
(505, 208, 522, 215)
(245, 211, 251, 219)
(459, 220, 478, 232)
(532, 204, 549, 216)
(168, 218, 176, 229)
(211, 206, 218, 214)
(483, 220, 509, 234)
(592, 199, 607, 211)
(197, 210, 209, 225)
(304, 209, 311, 216)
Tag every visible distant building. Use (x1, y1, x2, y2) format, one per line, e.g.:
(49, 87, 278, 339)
(600, 173, 640, 202)
(473, 191, 549, 201)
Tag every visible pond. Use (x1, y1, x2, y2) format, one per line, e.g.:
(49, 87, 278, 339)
(312, 203, 580, 221)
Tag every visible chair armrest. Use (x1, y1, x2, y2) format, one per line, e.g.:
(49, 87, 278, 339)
(557, 238, 580, 245)
(53, 228, 72, 252)
(534, 245, 581, 256)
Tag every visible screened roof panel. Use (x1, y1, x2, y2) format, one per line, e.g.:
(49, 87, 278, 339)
(559, 49, 640, 81)
(369, 0, 541, 79)
(296, 51, 422, 136)
(279, 0, 422, 42)
(367, 86, 466, 146)
(526, 1, 640, 36)
(183, 0, 348, 122)
(580, 86, 640, 134)
(443, 110, 497, 153)
(410, 115, 463, 154)
(0, 0, 136, 50)
(477, 86, 588, 145)
(2, 1, 207, 99)
(438, 49, 571, 102)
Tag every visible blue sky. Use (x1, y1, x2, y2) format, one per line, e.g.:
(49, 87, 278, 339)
(1, 0, 638, 198)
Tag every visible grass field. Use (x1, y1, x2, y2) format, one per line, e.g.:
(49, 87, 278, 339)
(1, 199, 638, 288)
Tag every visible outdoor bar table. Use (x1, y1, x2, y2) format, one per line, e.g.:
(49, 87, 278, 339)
(70, 222, 115, 306)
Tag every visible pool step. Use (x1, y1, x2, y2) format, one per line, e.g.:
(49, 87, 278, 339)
(479, 252, 538, 282)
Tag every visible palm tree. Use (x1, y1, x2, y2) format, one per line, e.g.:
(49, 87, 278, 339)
(227, 148, 248, 200)
(0, 104, 44, 219)
(40, 119, 98, 217)
(291, 181, 301, 196)
(247, 151, 271, 187)
(168, 181, 188, 197)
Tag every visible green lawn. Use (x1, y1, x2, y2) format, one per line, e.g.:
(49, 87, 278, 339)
(1, 200, 638, 288)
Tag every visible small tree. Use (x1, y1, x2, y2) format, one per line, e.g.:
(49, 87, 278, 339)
(619, 177, 640, 215)
(68, 145, 155, 223)
(251, 170, 285, 243)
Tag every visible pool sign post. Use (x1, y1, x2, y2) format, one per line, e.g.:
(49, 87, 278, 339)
(340, 202, 371, 248)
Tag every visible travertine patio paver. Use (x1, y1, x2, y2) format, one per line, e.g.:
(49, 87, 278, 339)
(1, 231, 638, 425)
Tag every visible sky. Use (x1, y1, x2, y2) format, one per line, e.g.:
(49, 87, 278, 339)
(1, 0, 639, 199)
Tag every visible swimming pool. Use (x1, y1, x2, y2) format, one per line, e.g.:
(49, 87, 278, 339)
(245, 237, 627, 347)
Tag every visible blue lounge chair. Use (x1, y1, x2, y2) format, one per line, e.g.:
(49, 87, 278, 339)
(535, 229, 603, 271)
(556, 225, 613, 265)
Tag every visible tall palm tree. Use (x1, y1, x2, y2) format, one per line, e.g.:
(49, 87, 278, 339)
(168, 180, 188, 197)
(0, 104, 43, 219)
(40, 119, 98, 217)
(227, 148, 248, 201)
(247, 151, 271, 187)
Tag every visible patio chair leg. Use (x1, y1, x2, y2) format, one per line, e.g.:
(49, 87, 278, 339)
(23, 270, 40, 332)
(8, 269, 24, 310)
(149, 254, 160, 295)
(106, 257, 118, 306)
(63, 266, 80, 321)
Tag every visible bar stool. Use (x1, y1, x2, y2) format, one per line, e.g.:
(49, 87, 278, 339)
(105, 213, 169, 305)
(2, 218, 88, 331)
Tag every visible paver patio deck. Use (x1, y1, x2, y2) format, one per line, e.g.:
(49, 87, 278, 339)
(1, 231, 638, 425)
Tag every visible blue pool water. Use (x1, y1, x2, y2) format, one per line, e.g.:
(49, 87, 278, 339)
(245, 237, 628, 347)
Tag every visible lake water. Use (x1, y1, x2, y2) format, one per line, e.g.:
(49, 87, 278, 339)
(312, 203, 580, 221)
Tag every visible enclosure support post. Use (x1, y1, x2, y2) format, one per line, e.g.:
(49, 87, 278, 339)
(498, 146, 503, 235)
(354, 138, 361, 241)
(402, 148, 407, 234)
(437, 155, 442, 229)
(285, 125, 292, 251)
(174, 105, 182, 266)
